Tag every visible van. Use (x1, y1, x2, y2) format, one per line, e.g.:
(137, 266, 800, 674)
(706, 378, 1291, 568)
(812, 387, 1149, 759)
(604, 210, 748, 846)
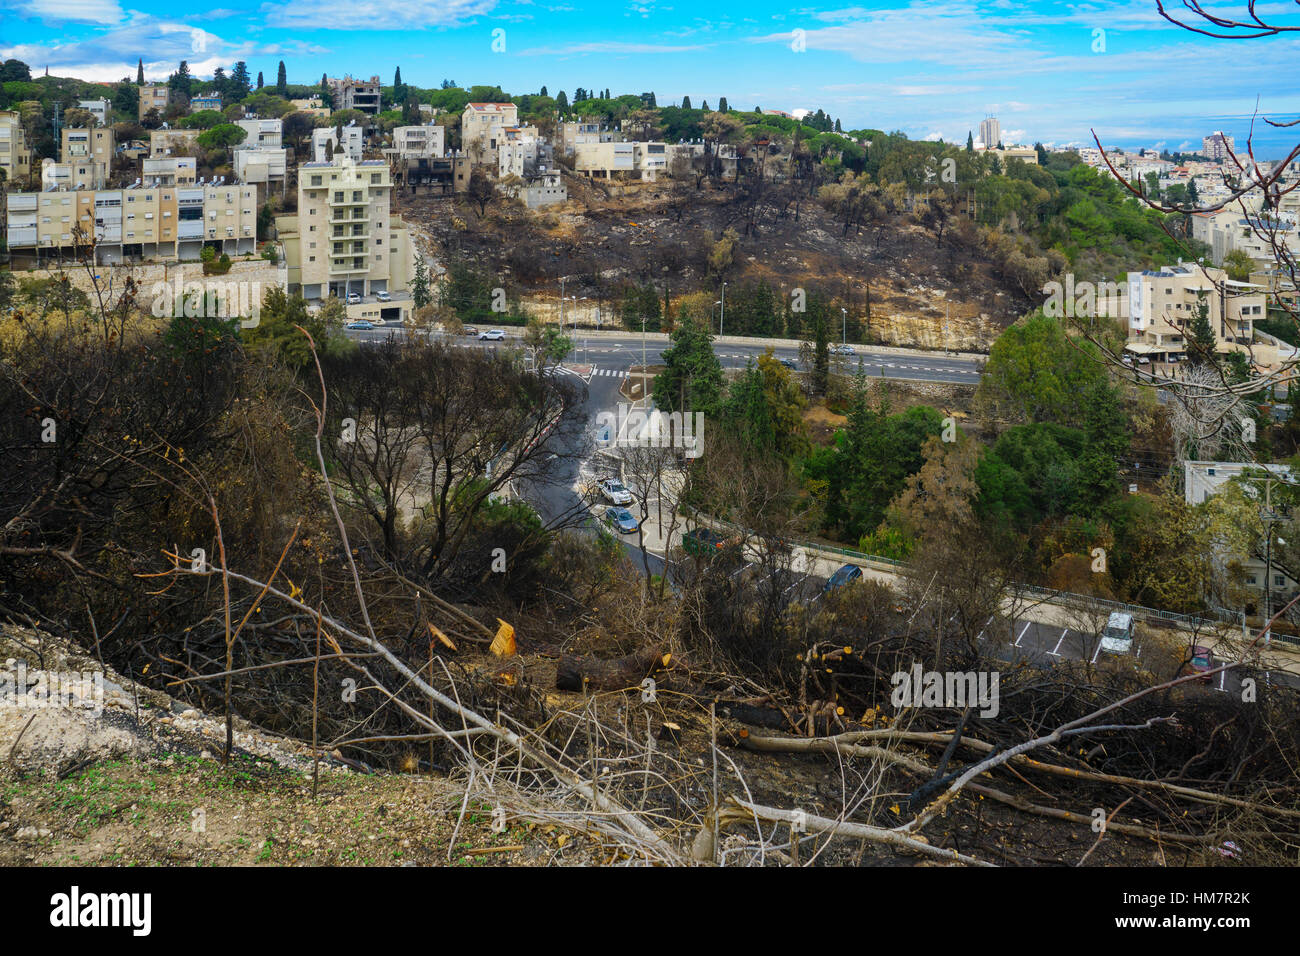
(1100, 612, 1134, 653)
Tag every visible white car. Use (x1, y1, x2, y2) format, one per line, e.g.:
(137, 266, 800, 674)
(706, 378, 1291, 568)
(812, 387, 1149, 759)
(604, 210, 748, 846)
(375, 290, 391, 302)
(346, 292, 361, 304)
(478, 329, 506, 341)
(598, 478, 633, 506)
(832, 343, 856, 355)
(1100, 612, 1134, 654)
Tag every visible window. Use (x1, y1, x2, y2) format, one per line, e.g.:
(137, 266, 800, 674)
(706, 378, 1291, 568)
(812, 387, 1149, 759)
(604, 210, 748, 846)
(1276, 575, 1285, 587)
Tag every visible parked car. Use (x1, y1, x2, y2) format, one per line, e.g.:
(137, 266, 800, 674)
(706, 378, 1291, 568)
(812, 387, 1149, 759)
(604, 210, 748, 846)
(346, 292, 361, 305)
(1184, 645, 1215, 682)
(375, 290, 391, 302)
(604, 506, 639, 534)
(682, 527, 741, 557)
(597, 478, 633, 506)
(478, 329, 506, 341)
(823, 563, 863, 592)
(1099, 611, 1134, 653)
(462, 326, 479, 336)
(345, 320, 374, 330)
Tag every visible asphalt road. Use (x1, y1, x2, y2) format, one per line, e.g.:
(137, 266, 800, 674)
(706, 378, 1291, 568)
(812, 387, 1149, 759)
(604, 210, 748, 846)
(343, 326, 983, 385)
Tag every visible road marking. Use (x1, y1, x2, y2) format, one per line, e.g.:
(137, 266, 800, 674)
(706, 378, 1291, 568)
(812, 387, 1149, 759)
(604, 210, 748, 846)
(1216, 669, 1228, 693)
(1047, 629, 1067, 656)
(1090, 641, 1102, 664)
(975, 615, 993, 641)
(1014, 621, 1031, 647)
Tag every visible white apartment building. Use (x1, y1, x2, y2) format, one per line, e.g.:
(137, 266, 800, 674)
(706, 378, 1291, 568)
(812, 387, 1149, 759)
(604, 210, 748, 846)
(236, 118, 283, 150)
(1193, 209, 1300, 271)
(392, 124, 444, 160)
(574, 141, 669, 180)
(79, 98, 111, 126)
(0, 110, 35, 183)
(312, 125, 363, 163)
(1125, 262, 1266, 366)
(461, 103, 518, 164)
(234, 147, 288, 193)
(276, 159, 413, 319)
(559, 120, 623, 155)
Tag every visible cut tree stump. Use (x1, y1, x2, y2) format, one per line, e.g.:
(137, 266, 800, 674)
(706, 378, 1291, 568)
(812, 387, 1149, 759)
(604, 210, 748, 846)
(555, 648, 671, 692)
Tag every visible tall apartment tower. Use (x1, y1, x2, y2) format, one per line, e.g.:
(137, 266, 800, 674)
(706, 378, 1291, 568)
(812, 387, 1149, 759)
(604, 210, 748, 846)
(979, 116, 1001, 149)
(1202, 131, 1235, 161)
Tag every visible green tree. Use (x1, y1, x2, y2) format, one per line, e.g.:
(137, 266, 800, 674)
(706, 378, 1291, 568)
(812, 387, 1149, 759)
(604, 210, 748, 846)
(136, 58, 144, 85)
(1187, 294, 1217, 367)
(169, 60, 192, 99)
(976, 312, 1116, 427)
(276, 61, 288, 97)
(653, 313, 724, 415)
(411, 257, 432, 309)
(196, 123, 247, 150)
(1222, 248, 1254, 282)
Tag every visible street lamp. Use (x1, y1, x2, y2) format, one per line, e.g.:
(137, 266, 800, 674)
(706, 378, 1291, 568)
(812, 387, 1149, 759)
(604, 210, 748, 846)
(841, 307, 847, 345)
(719, 281, 726, 336)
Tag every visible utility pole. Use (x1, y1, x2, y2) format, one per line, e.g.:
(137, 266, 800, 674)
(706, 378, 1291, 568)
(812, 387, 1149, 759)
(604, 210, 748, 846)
(841, 307, 847, 345)
(720, 281, 726, 337)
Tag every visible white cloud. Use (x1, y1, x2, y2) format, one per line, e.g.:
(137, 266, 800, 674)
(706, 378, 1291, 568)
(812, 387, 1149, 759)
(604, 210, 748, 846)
(11, 0, 123, 25)
(260, 0, 497, 30)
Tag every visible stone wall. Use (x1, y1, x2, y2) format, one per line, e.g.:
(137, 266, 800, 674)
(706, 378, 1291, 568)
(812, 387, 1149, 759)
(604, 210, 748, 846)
(12, 259, 287, 317)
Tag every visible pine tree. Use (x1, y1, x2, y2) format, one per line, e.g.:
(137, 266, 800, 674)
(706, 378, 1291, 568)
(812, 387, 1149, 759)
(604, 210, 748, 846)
(701, 99, 709, 111)
(539, 85, 547, 97)
(169, 60, 192, 99)
(966, 131, 974, 152)
(718, 96, 728, 112)
(229, 61, 251, 101)
(276, 61, 288, 97)
(1188, 294, 1217, 367)
(212, 66, 227, 100)
(137, 58, 144, 85)
(556, 90, 568, 110)
(681, 95, 691, 110)
(256, 71, 264, 89)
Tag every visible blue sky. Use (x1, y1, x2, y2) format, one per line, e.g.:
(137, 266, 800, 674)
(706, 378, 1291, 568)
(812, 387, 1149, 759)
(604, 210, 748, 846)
(3, 0, 1299, 156)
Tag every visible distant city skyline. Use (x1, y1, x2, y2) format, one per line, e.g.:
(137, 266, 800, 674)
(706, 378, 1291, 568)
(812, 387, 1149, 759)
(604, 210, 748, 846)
(4, 0, 1298, 158)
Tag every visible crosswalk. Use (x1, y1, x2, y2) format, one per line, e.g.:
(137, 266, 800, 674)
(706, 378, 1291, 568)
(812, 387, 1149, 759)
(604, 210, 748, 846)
(589, 368, 628, 378)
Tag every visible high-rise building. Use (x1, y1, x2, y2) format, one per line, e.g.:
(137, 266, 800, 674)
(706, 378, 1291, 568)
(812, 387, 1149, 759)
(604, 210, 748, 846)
(1202, 131, 1235, 161)
(276, 158, 413, 314)
(979, 116, 1001, 149)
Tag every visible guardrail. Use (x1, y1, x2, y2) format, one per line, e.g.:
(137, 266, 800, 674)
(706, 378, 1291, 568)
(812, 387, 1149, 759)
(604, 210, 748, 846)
(691, 513, 1300, 647)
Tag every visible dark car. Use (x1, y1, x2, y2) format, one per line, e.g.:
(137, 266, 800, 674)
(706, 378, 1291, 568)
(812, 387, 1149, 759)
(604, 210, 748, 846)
(779, 358, 798, 370)
(604, 506, 638, 534)
(1185, 645, 1215, 682)
(823, 563, 863, 592)
(682, 527, 740, 557)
